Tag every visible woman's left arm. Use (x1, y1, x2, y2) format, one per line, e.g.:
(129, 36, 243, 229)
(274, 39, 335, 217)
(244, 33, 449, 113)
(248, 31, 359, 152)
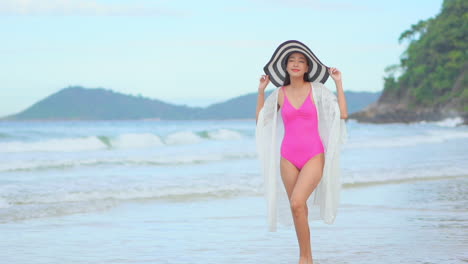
(328, 67, 348, 119)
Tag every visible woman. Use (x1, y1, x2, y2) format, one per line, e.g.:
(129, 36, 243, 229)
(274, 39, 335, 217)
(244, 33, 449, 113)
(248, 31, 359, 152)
(255, 40, 348, 264)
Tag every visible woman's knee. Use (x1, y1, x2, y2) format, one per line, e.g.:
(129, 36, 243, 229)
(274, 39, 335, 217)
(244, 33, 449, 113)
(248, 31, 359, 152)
(290, 196, 307, 217)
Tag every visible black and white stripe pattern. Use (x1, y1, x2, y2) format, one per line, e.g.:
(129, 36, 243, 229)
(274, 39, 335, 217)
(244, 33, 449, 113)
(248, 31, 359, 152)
(263, 40, 330, 87)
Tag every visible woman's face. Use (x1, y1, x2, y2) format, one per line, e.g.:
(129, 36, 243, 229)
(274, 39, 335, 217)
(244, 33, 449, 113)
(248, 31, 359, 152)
(286, 52, 309, 78)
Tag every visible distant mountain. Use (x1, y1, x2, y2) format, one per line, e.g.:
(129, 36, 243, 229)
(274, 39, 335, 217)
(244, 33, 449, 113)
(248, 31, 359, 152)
(194, 89, 380, 119)
(1, 85, 380, 121)
(1, 86, 201, 121)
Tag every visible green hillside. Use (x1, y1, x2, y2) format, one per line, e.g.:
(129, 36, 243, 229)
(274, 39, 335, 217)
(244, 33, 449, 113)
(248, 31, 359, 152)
(382, 0, 467, 110)
(351, 0, 468, 124)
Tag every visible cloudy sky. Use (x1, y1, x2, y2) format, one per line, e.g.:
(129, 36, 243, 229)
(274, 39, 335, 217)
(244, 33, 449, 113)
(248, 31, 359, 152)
(0, 0, 443, 117)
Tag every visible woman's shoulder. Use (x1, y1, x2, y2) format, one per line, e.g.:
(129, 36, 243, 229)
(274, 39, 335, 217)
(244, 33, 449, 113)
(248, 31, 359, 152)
(313, 81, 333, 92)
(311, 81, 325, 95)
(314, 82, 338, 102)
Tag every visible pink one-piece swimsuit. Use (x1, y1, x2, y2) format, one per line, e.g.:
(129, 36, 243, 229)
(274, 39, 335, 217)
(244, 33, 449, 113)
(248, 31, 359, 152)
(280, 85, 324, 170)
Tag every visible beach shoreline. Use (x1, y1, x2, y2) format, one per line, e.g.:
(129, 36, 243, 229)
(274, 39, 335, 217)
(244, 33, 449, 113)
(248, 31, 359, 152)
(1, 176, 466, 264)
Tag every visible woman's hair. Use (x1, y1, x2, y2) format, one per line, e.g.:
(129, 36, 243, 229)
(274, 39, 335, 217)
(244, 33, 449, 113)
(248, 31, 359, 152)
(283, 52, 310, 86)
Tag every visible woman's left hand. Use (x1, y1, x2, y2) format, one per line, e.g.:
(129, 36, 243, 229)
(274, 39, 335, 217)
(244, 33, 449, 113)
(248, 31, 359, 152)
(328, 67, 342, 82)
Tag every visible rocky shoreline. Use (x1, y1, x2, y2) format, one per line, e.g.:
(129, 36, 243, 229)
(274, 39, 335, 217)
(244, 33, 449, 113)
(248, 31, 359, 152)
(349, 102, 468, 126)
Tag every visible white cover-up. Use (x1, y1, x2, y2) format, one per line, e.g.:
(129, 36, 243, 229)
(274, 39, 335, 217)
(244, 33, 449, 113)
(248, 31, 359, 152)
(255, 81, 348, 232)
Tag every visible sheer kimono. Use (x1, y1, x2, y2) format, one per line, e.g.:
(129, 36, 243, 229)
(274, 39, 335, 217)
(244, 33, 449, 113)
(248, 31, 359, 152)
(255, 81, 348, 232)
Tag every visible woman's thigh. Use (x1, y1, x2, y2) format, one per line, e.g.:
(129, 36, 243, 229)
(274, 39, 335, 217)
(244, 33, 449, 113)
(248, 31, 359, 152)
(290, 153, 325, 203)
(280, 156, 300, 199)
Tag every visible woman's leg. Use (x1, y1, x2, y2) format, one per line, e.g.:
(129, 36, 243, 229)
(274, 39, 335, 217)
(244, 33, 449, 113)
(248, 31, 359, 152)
(289, 153, 325, 264)
(280, 157, 308, 264)
(280, 157, 300, 198)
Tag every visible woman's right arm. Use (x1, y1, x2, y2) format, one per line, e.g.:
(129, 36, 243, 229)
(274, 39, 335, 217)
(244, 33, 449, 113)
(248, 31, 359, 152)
(256, 75, 270, 124)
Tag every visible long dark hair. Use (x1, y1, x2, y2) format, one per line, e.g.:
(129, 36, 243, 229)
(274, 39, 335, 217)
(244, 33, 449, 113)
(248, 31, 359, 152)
(283, 52, 310, 86)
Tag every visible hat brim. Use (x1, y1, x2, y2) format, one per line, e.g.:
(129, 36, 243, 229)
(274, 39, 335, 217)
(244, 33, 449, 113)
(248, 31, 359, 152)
(263, 40, 330, 87)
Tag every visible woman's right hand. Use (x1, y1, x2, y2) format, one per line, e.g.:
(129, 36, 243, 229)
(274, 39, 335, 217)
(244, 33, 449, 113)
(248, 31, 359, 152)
(258, 75, 270, 92)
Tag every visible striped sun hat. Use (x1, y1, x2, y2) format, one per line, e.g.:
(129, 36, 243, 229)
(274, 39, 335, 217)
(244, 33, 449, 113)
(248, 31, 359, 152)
(263, 40, 330, 87)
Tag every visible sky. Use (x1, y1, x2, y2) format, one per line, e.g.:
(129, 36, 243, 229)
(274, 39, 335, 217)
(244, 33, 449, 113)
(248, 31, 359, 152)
(0, 0, 444, 117)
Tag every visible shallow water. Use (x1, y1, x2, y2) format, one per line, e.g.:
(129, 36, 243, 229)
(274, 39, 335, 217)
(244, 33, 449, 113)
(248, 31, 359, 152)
(0, 119, 467, 263)
(1, 177, 466, 264)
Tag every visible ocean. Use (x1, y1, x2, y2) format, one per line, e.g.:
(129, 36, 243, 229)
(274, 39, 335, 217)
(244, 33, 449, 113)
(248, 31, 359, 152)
(0, 118, 467, 264)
